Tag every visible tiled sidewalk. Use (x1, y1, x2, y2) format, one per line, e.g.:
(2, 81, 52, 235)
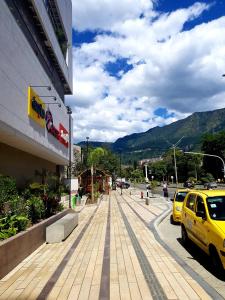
(0, 190, 215, 299)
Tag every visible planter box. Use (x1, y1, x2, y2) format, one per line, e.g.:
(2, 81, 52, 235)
(0, 208, 74, 279)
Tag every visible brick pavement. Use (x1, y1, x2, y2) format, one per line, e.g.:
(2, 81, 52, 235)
(0, 190, 216, 299)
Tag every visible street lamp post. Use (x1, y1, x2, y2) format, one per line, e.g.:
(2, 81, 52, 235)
(66, 106, 72, 208)
(86, 136, 89, 167)
(120, 151, 122, 195)
(184, 151, 225, 179)
(173, 146, 178, 186)
(144, 164, 148, 182)
(91, 164, 94, 203)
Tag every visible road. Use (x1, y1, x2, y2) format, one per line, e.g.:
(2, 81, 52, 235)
(157, 202, 225, 298)
(136, 182, 225, 199)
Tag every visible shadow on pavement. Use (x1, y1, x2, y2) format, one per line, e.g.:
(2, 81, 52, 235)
(177, 237, 225, 281)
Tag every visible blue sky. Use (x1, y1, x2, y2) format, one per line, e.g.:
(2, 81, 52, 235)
(67, 0, 225, 142)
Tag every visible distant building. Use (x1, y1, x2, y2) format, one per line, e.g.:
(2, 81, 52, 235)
(0, 0, 73, 186)
(139, 157, 163, 166)
(74, 145, 82, 158)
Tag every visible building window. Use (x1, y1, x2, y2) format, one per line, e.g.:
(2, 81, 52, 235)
(43, 0, 68, 59)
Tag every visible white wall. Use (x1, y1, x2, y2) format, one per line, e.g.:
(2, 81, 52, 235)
(64, 178, 79, 193)
(0, 1, 72, 165)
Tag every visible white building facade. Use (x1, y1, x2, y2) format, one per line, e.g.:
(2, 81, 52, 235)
(0, 0, 73, 186)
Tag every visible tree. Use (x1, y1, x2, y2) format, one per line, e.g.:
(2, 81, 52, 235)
(201, 131, 225, 179)
(87, 147, 106, 167)
(152, 149, 202, 183)
(71, 147, 84, 177)
(150, 160, 167, 181)
(87, 147, 120, 175)
(130, 169, 145, 183)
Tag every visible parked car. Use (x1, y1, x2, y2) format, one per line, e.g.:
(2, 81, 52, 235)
(116, 181, 130, 189)
(122, 182, 130, 189)
(170, 189, 190, 224)
(183, 181, 194, 188)
(204, 182, 217, 189)
(181, 190, 225, 275)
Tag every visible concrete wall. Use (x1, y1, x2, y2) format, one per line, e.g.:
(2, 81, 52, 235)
(0, 143, 57, 186)
(0, 1, 71, 165)
(0, 209, 75, 280)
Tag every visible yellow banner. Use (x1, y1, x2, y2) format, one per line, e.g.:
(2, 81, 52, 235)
(27, 87, 46, 127)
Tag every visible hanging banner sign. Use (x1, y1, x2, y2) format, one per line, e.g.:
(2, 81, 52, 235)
(45, 109, 68, 148)
(28, 87, 69, 148)
(59, 123, 69, 147)
(27, 87, 46, 127)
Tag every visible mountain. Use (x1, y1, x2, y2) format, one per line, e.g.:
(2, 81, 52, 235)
(77, 141, 113, 149)
(77, 108, 225, 162)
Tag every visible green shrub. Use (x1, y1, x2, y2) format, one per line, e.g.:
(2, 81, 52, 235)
(43, 191, 61, 217)
(0, 227, 17, 240)
(200, 173, 215, 184)
(27, 196, 45, 224)
(188, 177, 197, 183)
(29, 182, 47, 195)
(0, 175, 18, 215)
(150, 180, 158, 190)
(59, 183, 69, 195)
(0, 214, 28, 240)
(13, 215, 29, 232)
(94, 191, 100, 201)
(8, 195, 27, 216)
(57, 203, 64, 212)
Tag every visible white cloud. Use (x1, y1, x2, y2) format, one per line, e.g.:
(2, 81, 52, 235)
(72, 0, 154, 31)
(67, 2, 225, 143)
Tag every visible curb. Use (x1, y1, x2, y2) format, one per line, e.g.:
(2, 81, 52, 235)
(151, 207, 223, 300)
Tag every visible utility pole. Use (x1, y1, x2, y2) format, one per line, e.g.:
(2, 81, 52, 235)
(91, 164, 94, 203)
(66, 106, 72, 208)
(171, 136, 185, 187)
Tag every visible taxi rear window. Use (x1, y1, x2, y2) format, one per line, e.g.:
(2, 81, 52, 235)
(175, 192, 188, 202)
(207, 196, 225, 220)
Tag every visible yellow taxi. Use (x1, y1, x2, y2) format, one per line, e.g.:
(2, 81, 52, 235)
(170, 189, 190, 224)
(181, 190, 225, 274)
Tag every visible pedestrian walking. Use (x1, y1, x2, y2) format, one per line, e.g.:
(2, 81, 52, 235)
(163, 182, 169, 200)
(78, 186, 83, 199)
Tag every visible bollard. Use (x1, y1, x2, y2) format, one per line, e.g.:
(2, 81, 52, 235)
(141, 191, 143, 199)
(72, 195, 76, 209)
(145, 198, 149, 205)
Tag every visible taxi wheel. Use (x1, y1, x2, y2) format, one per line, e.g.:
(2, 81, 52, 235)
(209, 246, 224, 276)
(170, 215, 175, 224)
(181, 225, 189, 246)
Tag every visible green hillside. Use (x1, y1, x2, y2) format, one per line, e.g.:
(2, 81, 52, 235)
(77, 108, 225, 163)
(112, 108, 225, 161)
